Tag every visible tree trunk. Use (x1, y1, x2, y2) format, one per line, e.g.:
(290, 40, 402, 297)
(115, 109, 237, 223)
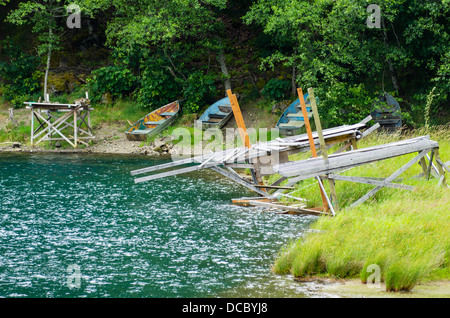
(291, 65, 297, 97)
(217, 49, 231, 94)
(44, 27, 52, 101)
(381, 18, 400, 93)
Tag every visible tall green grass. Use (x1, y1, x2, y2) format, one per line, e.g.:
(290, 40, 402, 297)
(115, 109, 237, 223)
(273, 126, 450, 292)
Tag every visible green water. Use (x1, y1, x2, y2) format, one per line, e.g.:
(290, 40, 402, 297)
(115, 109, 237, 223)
(0, 153, 316, 298)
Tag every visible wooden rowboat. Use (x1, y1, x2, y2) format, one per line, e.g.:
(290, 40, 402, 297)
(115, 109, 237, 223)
(276, 94, 313, 136)
(370, 93, 402, 131)
(197, 97, 234, 130)
(125, 100, 180, 141)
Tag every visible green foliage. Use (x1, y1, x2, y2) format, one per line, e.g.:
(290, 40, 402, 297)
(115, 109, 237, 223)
(87, 65, 138, 103)
(182, 71, 216, 114)
(0, 122, 32, 143)
(0, 39, 41, 108)
(318, 82, 374, 127)
(134, 57, 180, 109)
(245, 0, 450, 127)
(261, 78, 291, 101)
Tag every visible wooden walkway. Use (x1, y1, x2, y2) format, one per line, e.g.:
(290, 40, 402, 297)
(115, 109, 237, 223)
(131, 87, 448, 216)
(131, 115, 377, 215)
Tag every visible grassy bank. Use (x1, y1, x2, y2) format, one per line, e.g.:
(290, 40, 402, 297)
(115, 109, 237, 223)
(273, 127, 450, 292)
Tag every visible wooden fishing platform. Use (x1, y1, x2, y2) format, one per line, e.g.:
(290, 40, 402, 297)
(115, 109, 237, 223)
(25, 98, 95, 148)
(131, 87, 448, 216)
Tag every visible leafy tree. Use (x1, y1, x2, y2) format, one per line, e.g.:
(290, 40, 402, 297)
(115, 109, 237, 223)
(244, 0, 449, 126)
(80, 0, 233, 112)
(6, 0, 89, 100)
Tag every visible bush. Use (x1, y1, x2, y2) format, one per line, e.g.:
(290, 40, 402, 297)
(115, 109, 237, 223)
(86, 65, 138, 103)
(316, 82, 374, 127)
(261, 78, 291, 101)
(0, 38, 42, 108)
(135, 65, 180, 110)
(181, 71, 216, 114)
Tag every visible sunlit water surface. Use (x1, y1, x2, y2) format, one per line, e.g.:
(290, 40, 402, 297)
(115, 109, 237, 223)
(0, 153, 317, 298)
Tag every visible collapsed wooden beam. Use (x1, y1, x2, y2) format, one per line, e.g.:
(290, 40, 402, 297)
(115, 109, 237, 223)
(328, 174, 415, 191)
(209, 166, 269, 197)
(247, 200, 331, 216)
(134, 163, 219, 184)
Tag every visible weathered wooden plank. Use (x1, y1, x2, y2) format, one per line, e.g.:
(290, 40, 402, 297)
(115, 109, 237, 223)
(436, 158, 450, 173)
(276, 139, 438, 178)
(134, 163, 219, 183)
(350, 149, 429, 207)
(247, 200, 331, 216)
(361, 122, 381, 138)
(328, 174, 415, 190)
(224, 163, 255, 169)
(254, 184, 294, 190)
(270, 176, 288, 187)
(210, 166, 269, 197)
(231, 197, 277, 206)
(433, 149, 447, 187)
(359, 115, 373, 125)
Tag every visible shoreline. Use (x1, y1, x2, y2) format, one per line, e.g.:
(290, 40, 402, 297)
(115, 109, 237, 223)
(302, 278, 450, 298)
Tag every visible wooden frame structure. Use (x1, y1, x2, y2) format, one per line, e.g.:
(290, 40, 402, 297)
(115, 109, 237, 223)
(274, 136, 447, 208)
(25, 101, 94, 148)
(131, 88, 383, 215)
(130, 87, 449, 216)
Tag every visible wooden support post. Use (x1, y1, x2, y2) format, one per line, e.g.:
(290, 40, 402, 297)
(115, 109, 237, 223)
(8, 108, 16, 127)
(426, 150, 434, 180)
(433, 148, 447, 187)
(419, 157, 428, 175)
(210, 166, 269, 197)
(308, 87, 339, 212)
(30, 108, 35, 147)
(227, 89, 250, 149)
(350, 149, 430, 207)
(226, 89, 266, 192)
(351, 138, 358, 150)
(74, 108, 78, 148)
(297, 87, 330, 212)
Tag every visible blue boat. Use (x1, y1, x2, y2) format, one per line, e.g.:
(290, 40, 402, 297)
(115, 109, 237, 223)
(197, 97, 234, 130)
(276, 94, 313, 136)
(370, 93, 402, 131)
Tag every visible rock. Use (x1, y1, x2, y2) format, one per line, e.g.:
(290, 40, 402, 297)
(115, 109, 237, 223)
(153, 138, 166, 148)
(102, 92, 113, 104)
(271, 100, 290, 114)
(55, 142, 62, 148)
(11, 142, 21, 149)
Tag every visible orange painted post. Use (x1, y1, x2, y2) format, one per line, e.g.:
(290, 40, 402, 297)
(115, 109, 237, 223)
(298, 88, 316, 156)
(227, 89, 251, 148)
(297, 88, 330, 212)
(226, 89, 266, 191)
